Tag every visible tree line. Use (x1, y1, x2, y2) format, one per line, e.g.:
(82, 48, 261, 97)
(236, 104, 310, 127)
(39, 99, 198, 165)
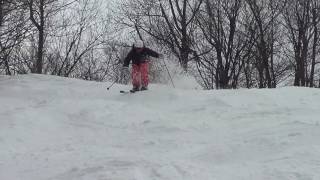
(1, 0, 320, 89)
(119, 0, 320, 89)
(1, 0, 122, 81)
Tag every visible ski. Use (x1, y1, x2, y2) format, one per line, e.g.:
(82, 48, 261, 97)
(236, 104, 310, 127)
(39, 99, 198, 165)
(120, 88, 147, 93)
(120, 90, 136, 93)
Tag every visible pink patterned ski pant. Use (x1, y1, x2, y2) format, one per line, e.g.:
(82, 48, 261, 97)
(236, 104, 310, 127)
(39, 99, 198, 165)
(132, 62, 149, 88)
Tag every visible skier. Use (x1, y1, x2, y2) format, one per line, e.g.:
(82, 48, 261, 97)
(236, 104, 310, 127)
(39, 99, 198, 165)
(122, 40, 161, 92)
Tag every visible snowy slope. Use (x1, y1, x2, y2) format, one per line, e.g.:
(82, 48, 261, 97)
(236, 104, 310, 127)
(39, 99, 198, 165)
(1, 74, 320, 180)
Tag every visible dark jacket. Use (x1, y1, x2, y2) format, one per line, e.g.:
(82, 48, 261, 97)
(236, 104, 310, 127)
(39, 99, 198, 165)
(123, 47, 160, 67)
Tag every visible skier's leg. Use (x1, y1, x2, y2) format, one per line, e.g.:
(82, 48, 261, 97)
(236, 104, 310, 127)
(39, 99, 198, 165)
(132, 64, 140, 90)
(140, 62, 149, 90)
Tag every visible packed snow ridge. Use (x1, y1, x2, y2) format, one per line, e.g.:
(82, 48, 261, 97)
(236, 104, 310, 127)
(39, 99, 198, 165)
(1, 74, 320, 180)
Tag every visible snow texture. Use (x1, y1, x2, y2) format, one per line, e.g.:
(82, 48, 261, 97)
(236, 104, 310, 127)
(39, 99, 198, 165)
(1, 74, 320, 180)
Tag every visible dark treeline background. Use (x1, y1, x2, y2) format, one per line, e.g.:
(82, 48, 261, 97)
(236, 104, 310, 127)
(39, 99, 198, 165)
(1, 0, 320, 89)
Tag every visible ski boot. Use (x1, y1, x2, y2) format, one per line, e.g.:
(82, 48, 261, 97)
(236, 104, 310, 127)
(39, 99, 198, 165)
(130, 86, 140, 93)
(140, 86, 148, 91)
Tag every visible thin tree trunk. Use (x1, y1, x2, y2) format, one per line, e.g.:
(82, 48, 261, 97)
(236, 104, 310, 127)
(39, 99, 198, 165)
(36, 0, 45, 74)
(4, 54, 11, 75)
(310, 8, 318, 87)
(301, 34, 308, 86)
(36, 28, 44, 74)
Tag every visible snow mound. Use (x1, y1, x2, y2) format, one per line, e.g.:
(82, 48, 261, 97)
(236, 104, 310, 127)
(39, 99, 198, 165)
(1, 74, 320, 180)
(172, 74, 202, 90)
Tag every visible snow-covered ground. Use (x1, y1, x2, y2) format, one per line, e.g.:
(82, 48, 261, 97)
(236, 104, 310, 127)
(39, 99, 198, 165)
(1, 74, 320, 180)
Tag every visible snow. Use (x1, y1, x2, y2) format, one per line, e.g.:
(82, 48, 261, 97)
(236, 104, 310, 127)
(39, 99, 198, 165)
(171, 74, 202, 90)
(1, 74, 320, 180)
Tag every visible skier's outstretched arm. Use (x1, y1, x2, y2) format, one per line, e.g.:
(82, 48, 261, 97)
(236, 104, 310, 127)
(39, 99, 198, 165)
(144, 48, 160, 58)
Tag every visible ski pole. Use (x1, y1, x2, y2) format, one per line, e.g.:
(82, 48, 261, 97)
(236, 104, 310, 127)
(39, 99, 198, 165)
(107, 80, 117, 90)
(107, 66, 127, 90)
(161, 56, 175, 88)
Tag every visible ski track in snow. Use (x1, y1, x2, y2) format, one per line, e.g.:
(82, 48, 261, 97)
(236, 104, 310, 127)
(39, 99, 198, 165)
(1, 74, 320, 180)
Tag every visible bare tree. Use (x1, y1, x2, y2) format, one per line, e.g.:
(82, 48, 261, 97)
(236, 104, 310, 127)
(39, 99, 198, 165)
(196, 0, 254, 89)
(0, 0, 28, 75)
(245, 0, 286, 88)
(309, 0, 320, 87)
(43, 0, 114, 80)
(28, 0, 48, 73)
(283, 0, 317, 87)
(27, 0, 77, 74)
(119, 0, 203, 72)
